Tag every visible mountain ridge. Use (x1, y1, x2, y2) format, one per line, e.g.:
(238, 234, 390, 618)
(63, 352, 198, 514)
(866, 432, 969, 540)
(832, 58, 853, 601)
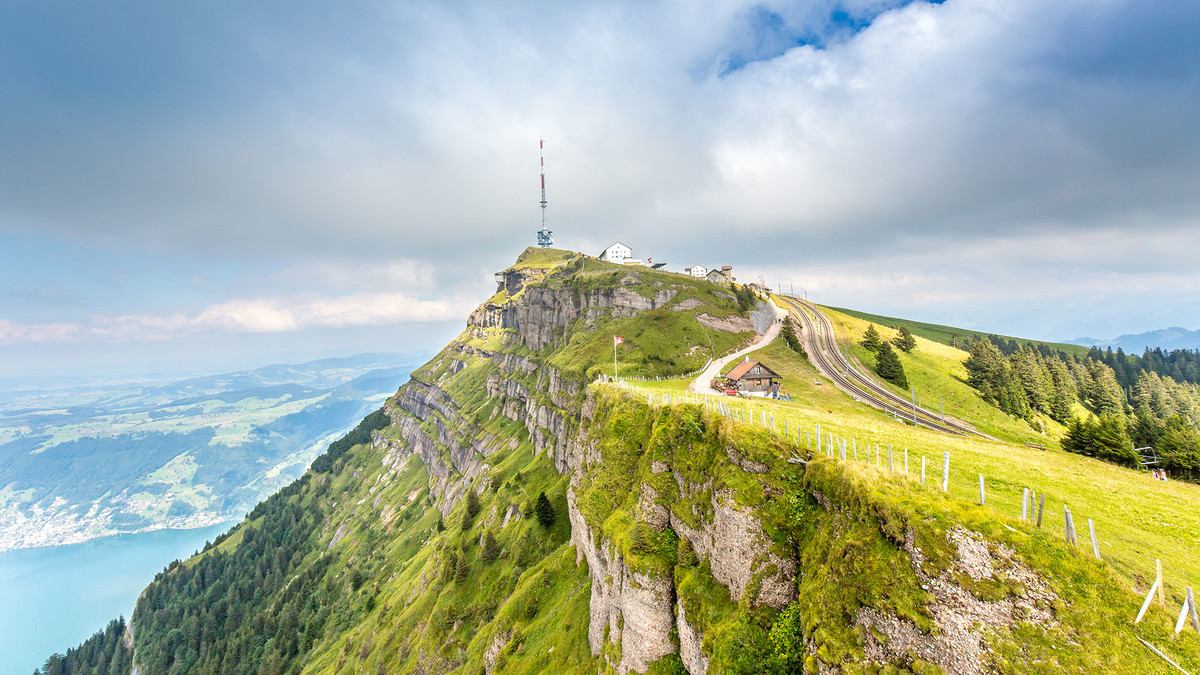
(44, 248, 1200, 674)
(1067, 326, 1200, 353)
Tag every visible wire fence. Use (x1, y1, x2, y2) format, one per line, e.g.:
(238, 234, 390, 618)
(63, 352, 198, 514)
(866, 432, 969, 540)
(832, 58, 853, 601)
(600, 377, 1199, 636)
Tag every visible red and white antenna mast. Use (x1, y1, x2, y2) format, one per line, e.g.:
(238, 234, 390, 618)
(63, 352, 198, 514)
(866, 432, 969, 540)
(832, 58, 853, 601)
(537, 138, 553, 248)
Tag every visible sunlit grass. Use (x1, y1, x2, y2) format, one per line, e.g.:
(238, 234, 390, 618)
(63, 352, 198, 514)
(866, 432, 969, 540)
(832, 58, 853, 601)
(618, 337, 1200, 608)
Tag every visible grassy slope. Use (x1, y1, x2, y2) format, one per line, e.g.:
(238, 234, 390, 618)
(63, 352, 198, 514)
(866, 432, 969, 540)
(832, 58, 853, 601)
(823, 307, 1062, 444)
(121, 254, 1200, 673)
(485, 251, 756, 380)
(635, 337, 1200, 640)
(827, 304, 1094, 359)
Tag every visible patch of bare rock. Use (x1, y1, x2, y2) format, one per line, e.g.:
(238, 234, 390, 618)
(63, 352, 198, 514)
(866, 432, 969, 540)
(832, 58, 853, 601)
(856, 527, 1058, 674)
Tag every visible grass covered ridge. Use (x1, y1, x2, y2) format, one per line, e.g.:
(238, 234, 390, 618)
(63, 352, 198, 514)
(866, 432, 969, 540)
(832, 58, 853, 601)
(630, 320, 1200, 641)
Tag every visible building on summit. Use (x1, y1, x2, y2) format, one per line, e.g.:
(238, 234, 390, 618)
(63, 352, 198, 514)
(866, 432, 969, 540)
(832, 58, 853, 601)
(599, 242, 633, 264)
(684, 264, 707, 278)
(706, 265, 734, 284)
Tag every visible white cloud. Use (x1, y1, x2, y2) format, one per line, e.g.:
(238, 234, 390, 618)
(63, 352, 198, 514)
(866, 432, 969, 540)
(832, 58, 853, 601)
(0, 319, 83, 345)
(0, 291, 474, 346)
(3, 0, 1200, 359)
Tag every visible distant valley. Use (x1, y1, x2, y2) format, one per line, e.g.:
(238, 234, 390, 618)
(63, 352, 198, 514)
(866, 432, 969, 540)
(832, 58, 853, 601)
(0, 352, 426, 551)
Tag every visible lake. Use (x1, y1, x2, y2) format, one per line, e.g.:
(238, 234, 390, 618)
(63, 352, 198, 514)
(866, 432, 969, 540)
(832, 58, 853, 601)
(0, 522, 233, 675)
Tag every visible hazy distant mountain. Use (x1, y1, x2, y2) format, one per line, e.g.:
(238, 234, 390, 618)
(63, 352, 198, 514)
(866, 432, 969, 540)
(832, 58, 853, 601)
(1067, 327, 1200, 353)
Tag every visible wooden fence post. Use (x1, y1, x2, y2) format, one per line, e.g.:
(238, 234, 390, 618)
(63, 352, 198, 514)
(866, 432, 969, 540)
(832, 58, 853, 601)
(978, 474, 986, 505)
(921, 456, 926, 485)
(1137, 576, 1162, 623)
(1021, 488, 1029, 521)
(1157, 560, 1166, 609)
(941, 451, 950, 492)
(1190, 588, 1199, 632)
(1088, 518, 1100, 560)
(1176, 594, 1191, 634)
(904, 448, 908, 475)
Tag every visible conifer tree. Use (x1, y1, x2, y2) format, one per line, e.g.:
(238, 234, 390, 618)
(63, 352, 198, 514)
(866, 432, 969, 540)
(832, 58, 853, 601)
(781, 319, 806, 358)
(454, 551, 469, 583)
(461, 489, 481, 531)
(892, 325, 917, 353)
(441, 552, 458, 582)
(534, 492, 555, 528)
(466, 489, 481, 520)
(875, 342, 908, 389)
(481, 531, 500, 563)
(860, 324, 883, 352)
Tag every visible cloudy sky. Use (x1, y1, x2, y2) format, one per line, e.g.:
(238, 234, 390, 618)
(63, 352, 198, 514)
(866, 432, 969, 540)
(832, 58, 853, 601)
(3, 0, 1199, 379)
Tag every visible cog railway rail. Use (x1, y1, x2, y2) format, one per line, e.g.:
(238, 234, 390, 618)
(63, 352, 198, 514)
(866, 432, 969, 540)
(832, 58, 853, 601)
(778, 295, 993, 439)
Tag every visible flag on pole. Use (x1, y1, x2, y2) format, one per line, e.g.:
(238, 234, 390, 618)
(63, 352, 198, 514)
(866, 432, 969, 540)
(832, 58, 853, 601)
(614, 336, 624, 345)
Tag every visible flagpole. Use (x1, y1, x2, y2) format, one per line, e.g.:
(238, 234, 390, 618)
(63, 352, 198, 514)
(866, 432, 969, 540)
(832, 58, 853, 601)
(614, 336, 618, 379)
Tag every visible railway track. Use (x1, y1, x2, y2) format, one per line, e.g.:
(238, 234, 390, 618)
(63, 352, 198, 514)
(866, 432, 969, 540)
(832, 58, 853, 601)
(778, 295, 992, 439)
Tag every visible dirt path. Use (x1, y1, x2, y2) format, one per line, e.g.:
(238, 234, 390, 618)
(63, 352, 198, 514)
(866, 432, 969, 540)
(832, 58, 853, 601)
(689, 299, 788, 393)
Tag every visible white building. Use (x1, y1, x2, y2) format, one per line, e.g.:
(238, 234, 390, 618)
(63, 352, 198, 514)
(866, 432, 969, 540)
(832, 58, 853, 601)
(684, 264, 707, 278)
(599, 242, 633, 264)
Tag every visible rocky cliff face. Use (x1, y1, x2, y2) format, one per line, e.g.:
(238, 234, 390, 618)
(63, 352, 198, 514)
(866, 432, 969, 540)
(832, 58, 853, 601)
(669, 489, 796, 609)
(569, 488, 676, 673)
(469, 278, 684, 350)
(96, 250, 1191, 675)
(383, 264, 792, 673)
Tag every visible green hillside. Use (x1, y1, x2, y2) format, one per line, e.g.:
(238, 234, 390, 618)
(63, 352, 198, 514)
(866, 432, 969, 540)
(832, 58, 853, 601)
(827, 305, 1094, 358)
(46, 249, 1200, 674)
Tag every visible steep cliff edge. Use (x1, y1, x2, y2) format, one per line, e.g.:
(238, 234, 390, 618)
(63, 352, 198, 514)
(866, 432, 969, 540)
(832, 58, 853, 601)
(70, 248, 1195, 675)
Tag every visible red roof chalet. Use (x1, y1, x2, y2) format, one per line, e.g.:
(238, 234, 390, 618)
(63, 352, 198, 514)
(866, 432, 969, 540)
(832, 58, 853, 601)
(725, 359, 782, 394)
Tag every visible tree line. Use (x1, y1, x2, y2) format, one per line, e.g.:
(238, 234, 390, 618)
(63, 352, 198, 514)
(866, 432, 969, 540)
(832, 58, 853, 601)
(974, 335, 1200, 391)
(34, 618, 131, 675)
(963, 338, 1200, 479)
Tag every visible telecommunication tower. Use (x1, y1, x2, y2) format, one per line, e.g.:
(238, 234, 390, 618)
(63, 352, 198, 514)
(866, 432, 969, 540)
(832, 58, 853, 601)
(536, 139, 553, 248)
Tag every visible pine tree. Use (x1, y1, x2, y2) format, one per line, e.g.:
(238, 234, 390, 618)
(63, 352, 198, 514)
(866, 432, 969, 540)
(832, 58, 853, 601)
(466, 489, 480, 520)
(454, 550, 469, 583)
(461, 489, 481, 531)
(892, 325, 917, 353)
(440, 552, 459, 582)
(534, 492, 555, 528)
(481, 531, 500, 563)
(874, 343, 908, 389)
(860, 324, 883, 352)
(781, 319, 806, 358)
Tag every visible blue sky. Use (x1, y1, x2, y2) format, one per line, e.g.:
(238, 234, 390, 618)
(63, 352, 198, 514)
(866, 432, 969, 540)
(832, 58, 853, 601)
(3, 0, 1200, 379)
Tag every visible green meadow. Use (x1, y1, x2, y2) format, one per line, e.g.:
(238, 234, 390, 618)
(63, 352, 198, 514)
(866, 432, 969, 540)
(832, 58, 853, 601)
(628, 312, 1200, 628)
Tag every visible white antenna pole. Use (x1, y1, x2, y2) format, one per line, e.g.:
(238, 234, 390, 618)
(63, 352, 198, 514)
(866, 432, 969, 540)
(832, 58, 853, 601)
(537, 139, 553, 247)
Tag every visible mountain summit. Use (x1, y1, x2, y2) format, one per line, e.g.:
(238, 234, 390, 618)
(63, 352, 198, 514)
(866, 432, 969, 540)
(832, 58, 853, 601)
(48, 248, 1200, 674)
